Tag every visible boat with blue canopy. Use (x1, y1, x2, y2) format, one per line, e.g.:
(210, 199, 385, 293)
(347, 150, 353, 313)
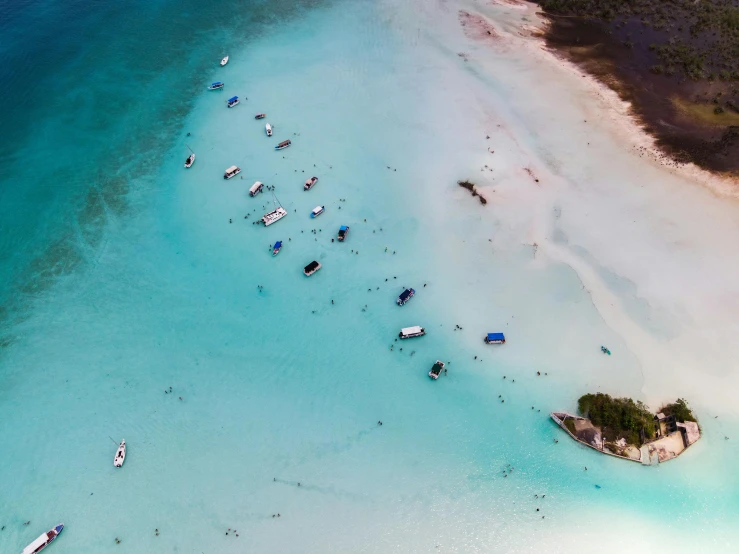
(208, 81, 224, 90)
(338, 225, 349, 241)
(272, 241, 282, 256)
(310, 205, 325, 218)
(227, 96, 239, 108)
(484, 333, 506, 344)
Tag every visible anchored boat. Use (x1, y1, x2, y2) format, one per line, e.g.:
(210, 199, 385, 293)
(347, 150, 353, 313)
(224, 165, 241, 179)
(484, 333, 506, 344)
(220, 55, 229, 66)
(272, 241, 283, 256)
(265, 123, 273, 136)
(208, 81, 224, 90)
(262, 207, 287, 226)
(255, 113, 266, 120)
(275, 139, 291, 150)
(399, 326, 425, 339)
(249, 181, 264, 196)
(396, 288, 415, 306)
(113, 439, 126, 467)
(337, 225, 349, 241)
(261, 192, 288, 226)
(227, 96, 240, 108)
(184, 144, 195, 168)
(304, 176, 318, 191)
(429, 360, 445, 380)
(304, 260, 321, 276)
(310, 206, 325, 218)
(22, 524, 64, 554)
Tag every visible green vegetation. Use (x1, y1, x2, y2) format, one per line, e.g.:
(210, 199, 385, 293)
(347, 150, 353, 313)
(577, 393, 657, 446)
(538, 0, 739, 82)
(659, 398, 697, 423)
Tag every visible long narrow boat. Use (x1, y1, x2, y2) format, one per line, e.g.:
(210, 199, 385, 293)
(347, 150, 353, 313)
(255, 113, 266, 120)
(113, 439, 126, 467)
(208, 81, 224, 90)
(275, 139, 291, 150)
(22, 524, 64, 554)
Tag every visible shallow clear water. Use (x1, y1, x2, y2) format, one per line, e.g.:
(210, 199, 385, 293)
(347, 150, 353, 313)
(2, 0, 739, 552)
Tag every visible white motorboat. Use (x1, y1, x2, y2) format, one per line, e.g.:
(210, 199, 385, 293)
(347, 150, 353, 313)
(114, 439, 126, 467)
(310, 205, 325, 218)
(23, 524, 64, 554)
(224, 165, 241, 179)
(265, 123, 273, 137)
(304, 176, 318, 191)
(220, 56, 229, 66)
(184, 144, 195, 168)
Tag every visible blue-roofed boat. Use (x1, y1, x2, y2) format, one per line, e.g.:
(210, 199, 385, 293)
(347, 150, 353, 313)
(22, 524, 64, 554)
(484, 332, 506, 344)
(227, 96, 239, 108)
(208, 81, 224, 90)
(272, 241, 282, 256)
(275, 139, 291, 150)
(396, 288, 415, 306)
(337, 225, 349, 241)
(310, 205, 325, 218)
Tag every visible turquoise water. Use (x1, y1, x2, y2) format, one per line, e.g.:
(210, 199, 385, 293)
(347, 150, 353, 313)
(2, 0, 739, 552)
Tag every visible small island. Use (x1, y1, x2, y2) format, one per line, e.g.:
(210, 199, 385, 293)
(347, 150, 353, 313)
(552, 393, 700, 465)
(457, 180, 487, 205)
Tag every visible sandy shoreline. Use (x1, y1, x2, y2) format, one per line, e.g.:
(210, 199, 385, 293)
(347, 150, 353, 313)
(473, 0, 739, 199)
